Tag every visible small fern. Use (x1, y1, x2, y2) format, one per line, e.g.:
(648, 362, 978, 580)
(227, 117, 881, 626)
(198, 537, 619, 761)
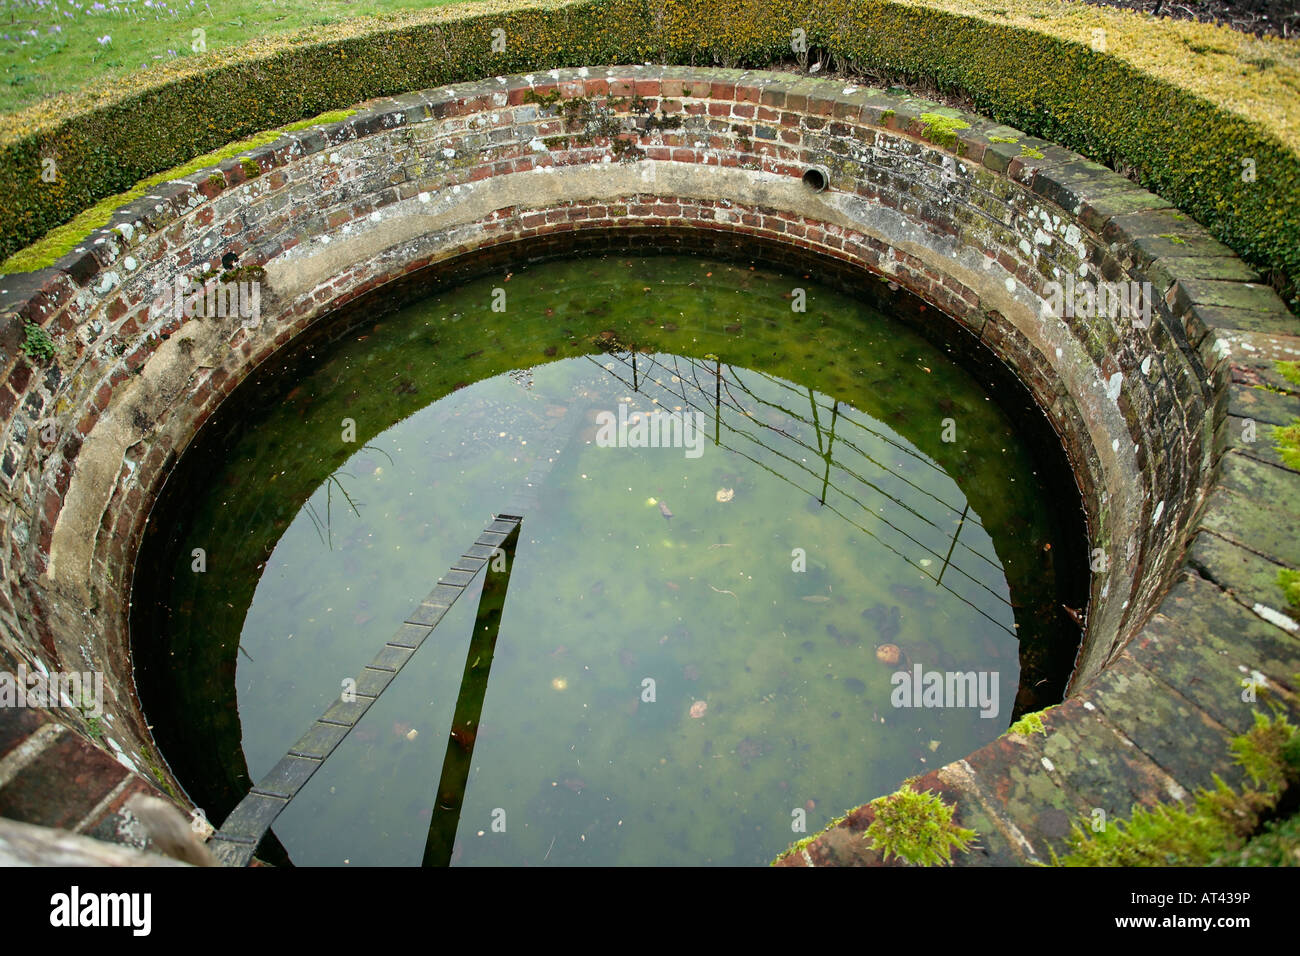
(21, 321, 56, 363)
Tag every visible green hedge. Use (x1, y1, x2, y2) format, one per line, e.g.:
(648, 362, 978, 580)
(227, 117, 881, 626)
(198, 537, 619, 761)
(1, 0, 1297, 305)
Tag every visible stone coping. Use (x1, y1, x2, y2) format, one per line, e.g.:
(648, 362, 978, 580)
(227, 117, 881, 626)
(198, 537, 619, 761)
(0, 65, 1296, 865)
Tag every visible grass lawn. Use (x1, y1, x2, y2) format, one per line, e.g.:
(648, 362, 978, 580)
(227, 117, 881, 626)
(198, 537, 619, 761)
(0, 0, 471, 115)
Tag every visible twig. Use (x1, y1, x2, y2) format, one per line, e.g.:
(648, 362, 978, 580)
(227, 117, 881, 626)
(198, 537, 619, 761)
(709, 584, 739, 601)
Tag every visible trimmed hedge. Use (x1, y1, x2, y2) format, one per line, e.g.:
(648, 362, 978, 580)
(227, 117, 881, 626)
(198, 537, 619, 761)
(1, 0, 1298, 304)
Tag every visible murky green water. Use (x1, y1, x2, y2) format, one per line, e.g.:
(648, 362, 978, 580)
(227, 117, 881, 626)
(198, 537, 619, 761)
(134, 253, 1077, 866)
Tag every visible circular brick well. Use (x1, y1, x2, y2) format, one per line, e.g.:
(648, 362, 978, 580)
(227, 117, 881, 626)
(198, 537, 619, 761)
(1, 66, 1296, 864)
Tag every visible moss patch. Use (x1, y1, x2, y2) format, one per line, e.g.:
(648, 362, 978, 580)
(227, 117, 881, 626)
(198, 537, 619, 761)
(1054, 711, 1299, 866)
(864, 781, 977, 865)
(772, 832, 818, 863)
(1278, 568, 1300, 610)
(919, 111, 971, 149)
(1007, 709, 1048, 736)
(1211, 813, 1300, 866)
(1276, 360, 1300, 389)
(1275, 419, 1300, 470)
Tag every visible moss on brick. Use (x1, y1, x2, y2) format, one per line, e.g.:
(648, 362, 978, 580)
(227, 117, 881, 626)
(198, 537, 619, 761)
(1006, 709, 1049, 736)
(1278, 568, 1300, 610)
(1275, 419, 1300, 470)
(919, 111, 970, 149)
(1276, 360, 1300, 389)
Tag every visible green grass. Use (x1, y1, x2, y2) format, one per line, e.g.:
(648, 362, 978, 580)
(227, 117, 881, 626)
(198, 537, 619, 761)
(0, 0, 473, 116)
(0, 106, 355, 275)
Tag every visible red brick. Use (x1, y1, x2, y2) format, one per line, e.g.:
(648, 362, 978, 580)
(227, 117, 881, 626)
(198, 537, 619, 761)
(0, 732, 130, 830)
(7, 359, 33, 395)
(660, 78, 685, 99)
(42, 490, 61, 526)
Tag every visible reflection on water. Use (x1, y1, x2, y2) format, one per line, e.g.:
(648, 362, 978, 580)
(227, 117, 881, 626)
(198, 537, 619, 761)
(134, 255, 1075, 866)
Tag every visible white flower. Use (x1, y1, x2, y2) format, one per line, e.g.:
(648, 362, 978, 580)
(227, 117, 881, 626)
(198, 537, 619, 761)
(97, 34, 111, 45)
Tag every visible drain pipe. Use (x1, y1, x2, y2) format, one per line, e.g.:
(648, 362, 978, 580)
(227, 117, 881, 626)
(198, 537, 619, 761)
(802, 164, 831, 193)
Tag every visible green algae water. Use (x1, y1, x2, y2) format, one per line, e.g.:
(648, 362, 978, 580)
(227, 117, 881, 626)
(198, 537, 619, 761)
(133, 252, 1079, 866)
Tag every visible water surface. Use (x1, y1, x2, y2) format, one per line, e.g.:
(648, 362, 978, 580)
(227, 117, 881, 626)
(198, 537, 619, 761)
(134, 254, 1074, 866)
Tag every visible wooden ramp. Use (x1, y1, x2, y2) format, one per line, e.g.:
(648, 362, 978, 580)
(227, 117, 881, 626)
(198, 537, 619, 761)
(210, 515, 522, 867)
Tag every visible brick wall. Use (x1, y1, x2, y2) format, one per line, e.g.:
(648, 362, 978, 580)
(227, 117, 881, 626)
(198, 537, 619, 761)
(1, 66, 1295, 863)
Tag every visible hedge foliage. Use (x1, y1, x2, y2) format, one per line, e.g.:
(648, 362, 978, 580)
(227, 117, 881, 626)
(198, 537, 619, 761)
(1, 0, 1297, 301)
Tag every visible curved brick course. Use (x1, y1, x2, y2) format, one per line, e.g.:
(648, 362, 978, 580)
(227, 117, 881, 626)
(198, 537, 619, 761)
(0, 66, 1296, 864)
